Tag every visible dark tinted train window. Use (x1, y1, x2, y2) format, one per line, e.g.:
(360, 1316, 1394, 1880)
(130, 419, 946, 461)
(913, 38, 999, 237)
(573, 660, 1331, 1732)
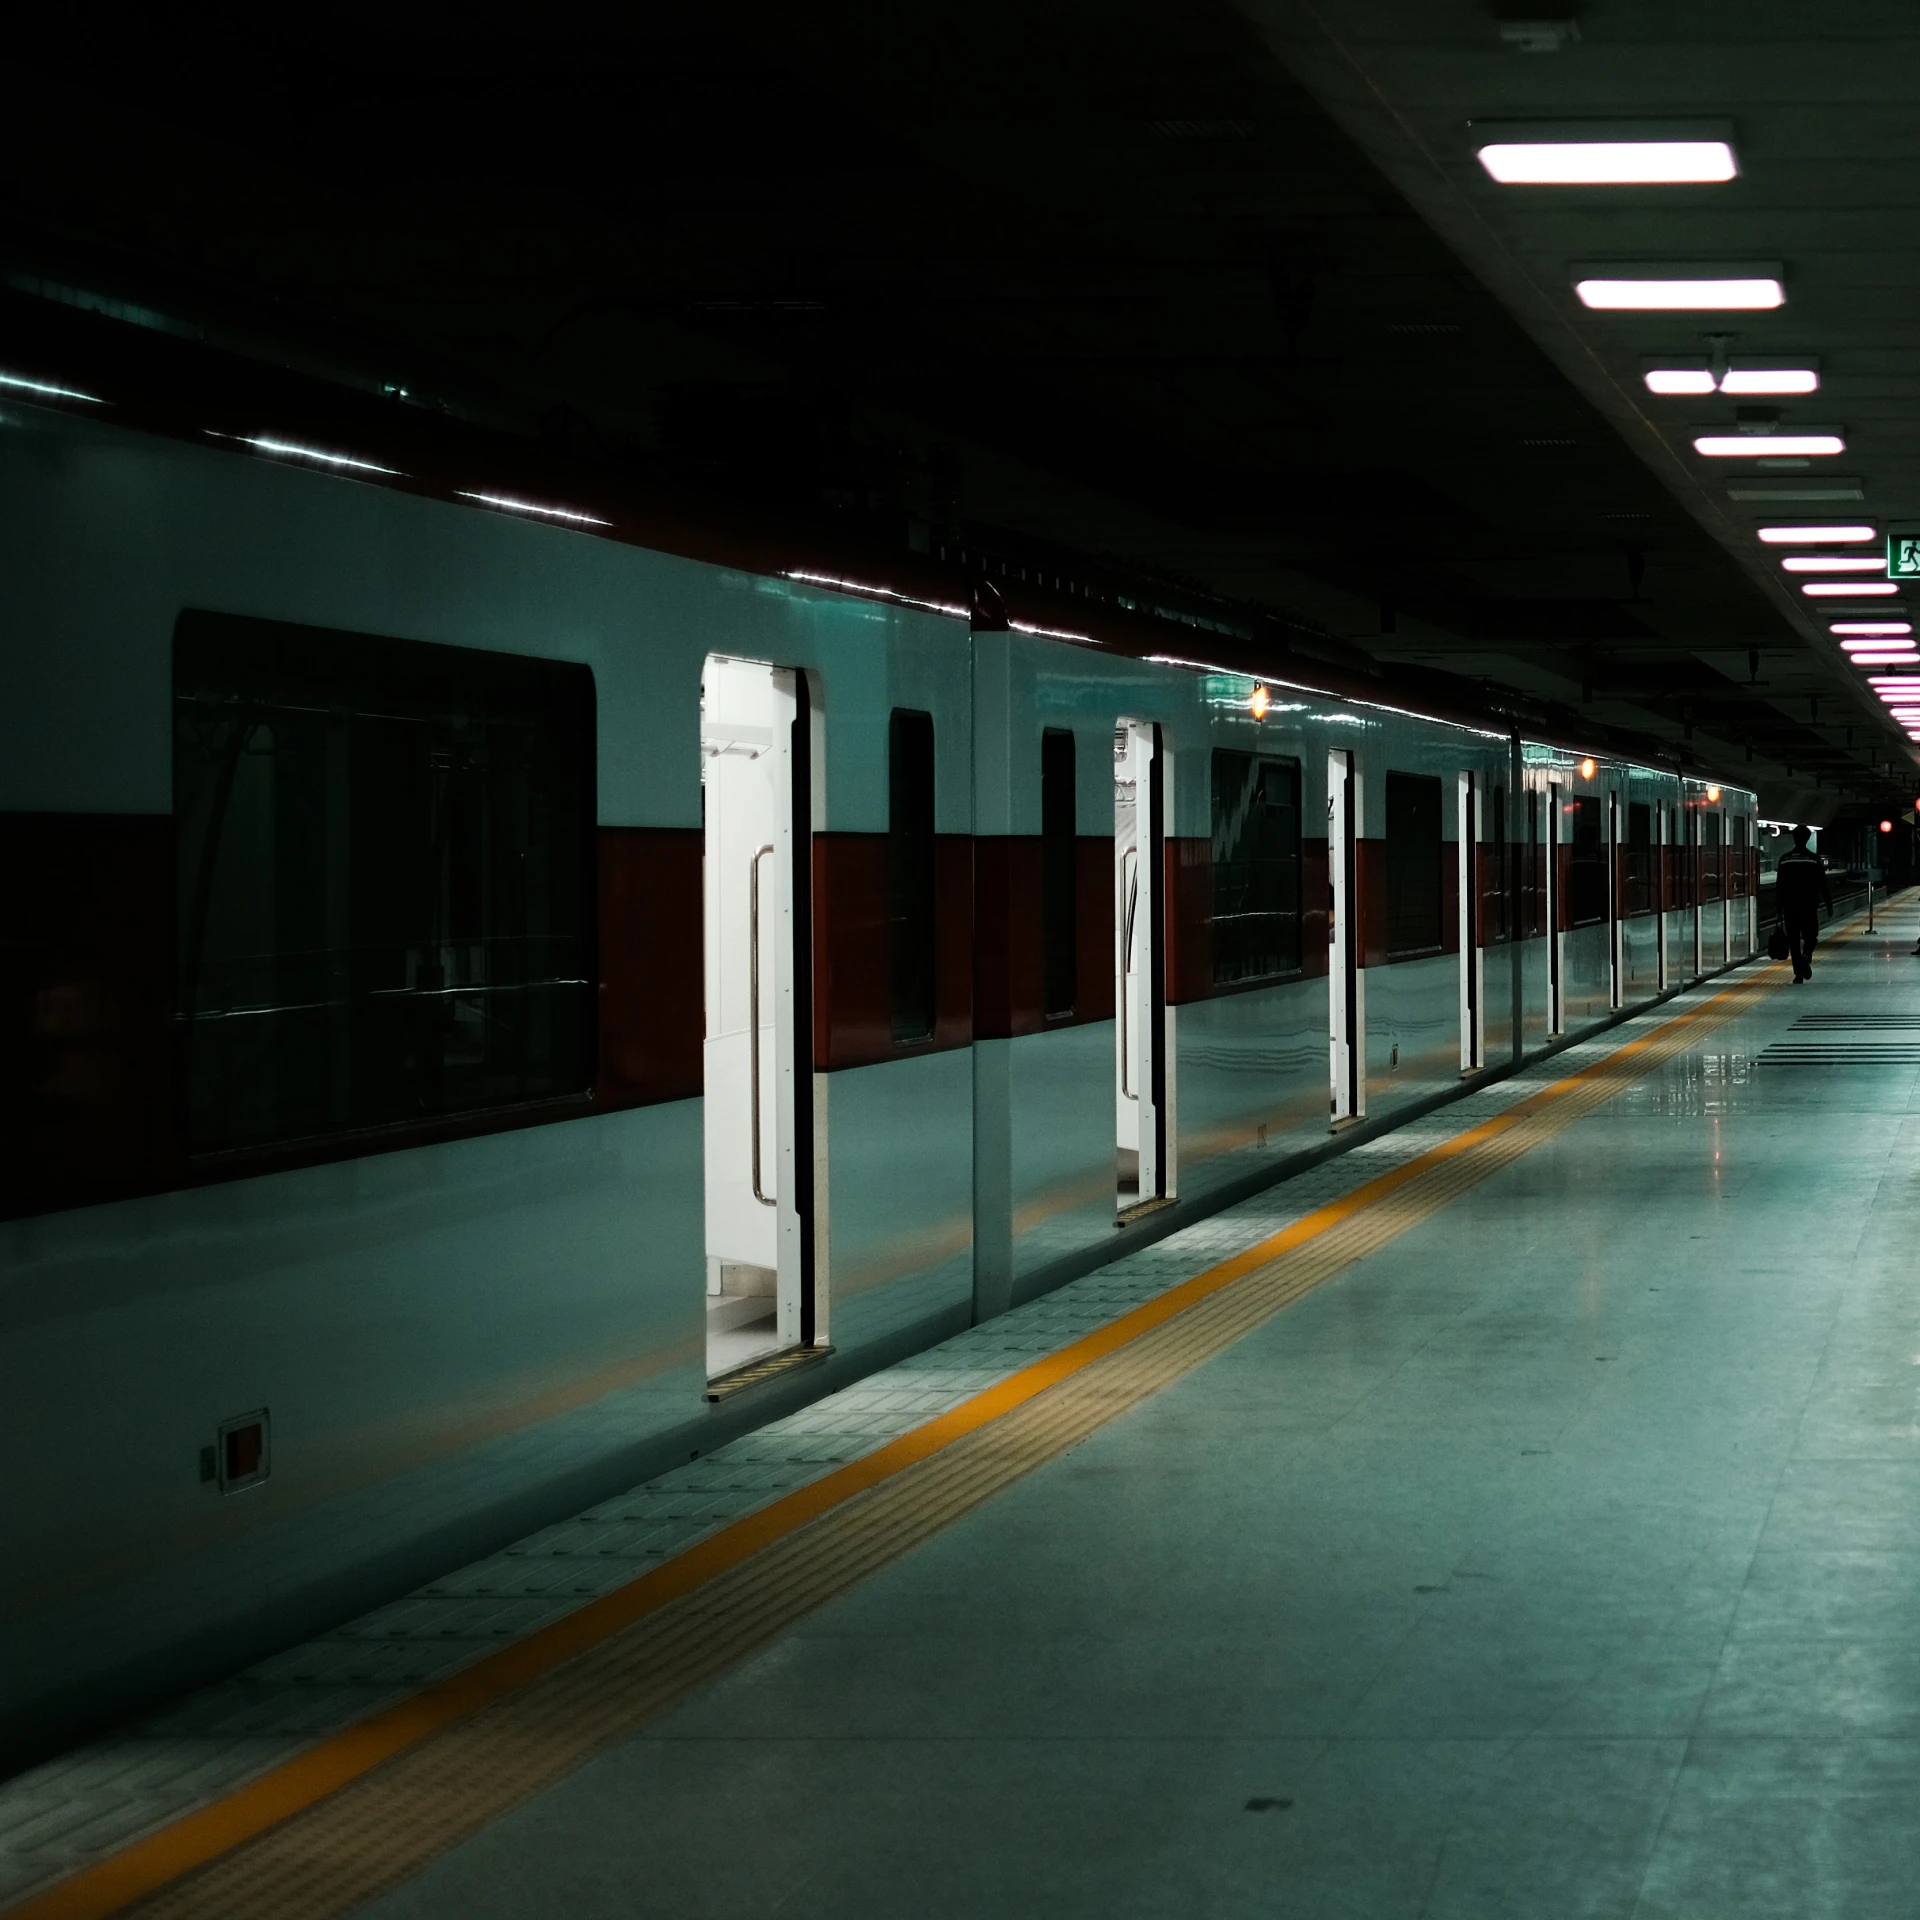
(1626, 802, 1653, 915)
(1211, 750, 1302, 984)
(1482, 785, 1509, 943)
(1701, 810, 1723, 900)
(173, 611, 595, 1156)
(1567, 795, 1607, 927)
(1675, 807, 1695, 907)
(888, 709, 937, 1042)
(1384, 771, 1444, 959)
(1041, 729, 1077, 1017)
(1731, 813, 1749, 892)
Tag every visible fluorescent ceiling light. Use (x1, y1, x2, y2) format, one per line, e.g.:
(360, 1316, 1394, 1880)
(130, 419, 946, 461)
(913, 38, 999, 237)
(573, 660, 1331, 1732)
(1841, 636, 1911, 649)
(456, 491, 611, 527)
(1729, 478, 1865, 501)
(1833, 622, 1911, 635)
(1696, 434, 1844, 458)
(1759, 525, 1875, 543)
(1804, 580, 1899, 596)
(1782, 555, 1886, 573)
(0, 369, 101, 403)
(1645, 368, 1717, 395)
(1721, 366, 1819, 395)
(1577, 276, 1784, 311)
(1479, 140, 1737, 185)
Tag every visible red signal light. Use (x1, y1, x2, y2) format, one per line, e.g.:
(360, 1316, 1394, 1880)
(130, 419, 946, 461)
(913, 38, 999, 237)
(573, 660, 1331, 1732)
(1881, 819, 1894, 833)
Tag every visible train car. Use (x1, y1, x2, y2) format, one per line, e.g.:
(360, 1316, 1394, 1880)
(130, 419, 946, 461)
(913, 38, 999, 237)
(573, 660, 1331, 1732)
(0, 343, 1757, 1767)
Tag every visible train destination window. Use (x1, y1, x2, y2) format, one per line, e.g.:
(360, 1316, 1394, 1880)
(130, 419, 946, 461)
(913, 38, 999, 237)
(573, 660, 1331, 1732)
(173, 611, 595, 1156)
(888, 709, 937, 1042)
(1384, 771, 1444, 959)
(1626, 802, 1654, 915)
(1567, 795, 1607, 926)
(1041, 728, 1077, 1017)
(1210, 750, 1302, 984)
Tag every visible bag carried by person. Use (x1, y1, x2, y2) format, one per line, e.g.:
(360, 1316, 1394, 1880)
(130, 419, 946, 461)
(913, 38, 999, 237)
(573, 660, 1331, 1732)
(1767, 921, 1791, 960)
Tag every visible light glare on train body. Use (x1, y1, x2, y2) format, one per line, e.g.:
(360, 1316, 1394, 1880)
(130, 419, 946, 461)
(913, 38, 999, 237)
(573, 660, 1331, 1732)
(1578, 756, 1596, 780)
(1249, 685, 1270, 720)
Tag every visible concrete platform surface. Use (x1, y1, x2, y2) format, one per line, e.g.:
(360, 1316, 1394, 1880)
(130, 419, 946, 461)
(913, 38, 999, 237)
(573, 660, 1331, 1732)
(346, 911, 1920, 1918)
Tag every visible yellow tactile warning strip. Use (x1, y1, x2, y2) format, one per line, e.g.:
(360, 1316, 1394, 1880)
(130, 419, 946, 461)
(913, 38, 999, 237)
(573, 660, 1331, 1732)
(10, 956, 1810, 1920)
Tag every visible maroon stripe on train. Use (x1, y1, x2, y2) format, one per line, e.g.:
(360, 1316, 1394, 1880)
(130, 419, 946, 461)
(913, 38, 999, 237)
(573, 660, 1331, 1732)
(812, 833, 974, 1072)
(0, 811, 178, 1220)
(597, 828, 702, 1107)
(972, 837, 1114, 1040)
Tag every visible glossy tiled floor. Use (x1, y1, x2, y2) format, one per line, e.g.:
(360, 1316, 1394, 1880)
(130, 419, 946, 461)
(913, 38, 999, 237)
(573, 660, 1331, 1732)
(356, 914, 1920, 1918)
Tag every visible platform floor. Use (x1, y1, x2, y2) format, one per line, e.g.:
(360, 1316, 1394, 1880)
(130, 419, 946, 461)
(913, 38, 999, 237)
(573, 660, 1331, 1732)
(363, 917, 1920, 1920)
(10, 907, 1920, 1919)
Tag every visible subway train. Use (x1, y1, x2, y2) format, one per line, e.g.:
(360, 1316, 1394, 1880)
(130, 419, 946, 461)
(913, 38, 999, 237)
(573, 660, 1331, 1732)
(0, 322, 1759, 1767)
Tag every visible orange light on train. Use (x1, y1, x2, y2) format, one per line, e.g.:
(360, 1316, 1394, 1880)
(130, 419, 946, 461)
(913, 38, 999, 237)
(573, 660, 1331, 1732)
(1707, 785, 1721, 801)
(1578, 756, 1596, 780)
(1249, 685, 1270, 720)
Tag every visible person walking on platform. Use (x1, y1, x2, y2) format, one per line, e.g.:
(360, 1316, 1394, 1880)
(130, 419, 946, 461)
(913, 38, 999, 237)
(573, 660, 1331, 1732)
(1776, 825, 1832, 982)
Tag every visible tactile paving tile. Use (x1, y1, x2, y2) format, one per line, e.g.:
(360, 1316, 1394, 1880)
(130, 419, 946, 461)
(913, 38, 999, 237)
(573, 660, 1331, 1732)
(0, 976, 1759, 1909)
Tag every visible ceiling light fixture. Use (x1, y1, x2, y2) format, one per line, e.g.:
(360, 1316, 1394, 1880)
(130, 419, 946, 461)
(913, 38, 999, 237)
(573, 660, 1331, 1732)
(1574, 264, 1785, 311)
(1833, 622, 1912, 636)
(1841, 636, 1912, 650)
(1758, 525, 1875, 543)
(1728, 478, 1865, 501)
(1781, 555, 1887, 573)
(1644, 367, 1717, 395)
(1721, 366, 1819, 395)
(1478, 139, 1737, 185)
(1804, 581, 1899, 597)
(1695, 433, 1844, 458)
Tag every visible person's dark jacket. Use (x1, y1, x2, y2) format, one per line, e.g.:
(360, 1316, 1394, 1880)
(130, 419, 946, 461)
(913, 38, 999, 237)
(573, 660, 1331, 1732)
(1776, 845, 1833, 918)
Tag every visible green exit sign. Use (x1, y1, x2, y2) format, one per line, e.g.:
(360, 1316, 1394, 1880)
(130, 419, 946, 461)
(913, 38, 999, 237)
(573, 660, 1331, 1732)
(1889, 528, 1920, 578)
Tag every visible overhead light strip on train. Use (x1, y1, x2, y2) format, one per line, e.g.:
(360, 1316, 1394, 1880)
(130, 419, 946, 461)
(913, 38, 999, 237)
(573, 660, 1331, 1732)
(0, 368, 102, 404)
(456, 491, 611, 527)
(212, 432, 401, 476)
(782, 569, 969, 621)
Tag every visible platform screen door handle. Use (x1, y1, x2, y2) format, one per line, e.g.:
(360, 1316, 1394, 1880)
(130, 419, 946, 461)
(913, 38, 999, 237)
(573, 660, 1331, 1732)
(749, 843, 777, 1207)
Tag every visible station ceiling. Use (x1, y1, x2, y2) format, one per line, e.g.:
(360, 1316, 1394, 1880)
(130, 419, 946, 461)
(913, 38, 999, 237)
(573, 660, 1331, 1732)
(5, 3, 1915, 815)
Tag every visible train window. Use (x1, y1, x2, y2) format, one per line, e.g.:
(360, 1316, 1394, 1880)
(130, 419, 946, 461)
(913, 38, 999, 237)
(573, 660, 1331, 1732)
(1041, 729, 1077, 1017)
(1483, 784, 1509, 943)
(1675, 807, 1695, 908)
(173, 611, 595, 1156)
(1700, 809, 1723, 900)
(1626, 802, 1653, 915)
(1524, 790, 1544, 937)
(1210, 750, 1302, 984)
(1731, 813, 1749, 893)
(1567, 796, 1607, 927)
(888, 709, 937, 1042)
(1384, 771, 1444, 959)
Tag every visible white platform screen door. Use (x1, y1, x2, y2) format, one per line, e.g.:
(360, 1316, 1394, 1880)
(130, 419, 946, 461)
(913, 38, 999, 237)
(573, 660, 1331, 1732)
(1458, 770, 1483, 1074)
(701, 656, 807, 1375)
(1328, 748, 1364, 1125)
(1115, 718, 1169, 1213)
